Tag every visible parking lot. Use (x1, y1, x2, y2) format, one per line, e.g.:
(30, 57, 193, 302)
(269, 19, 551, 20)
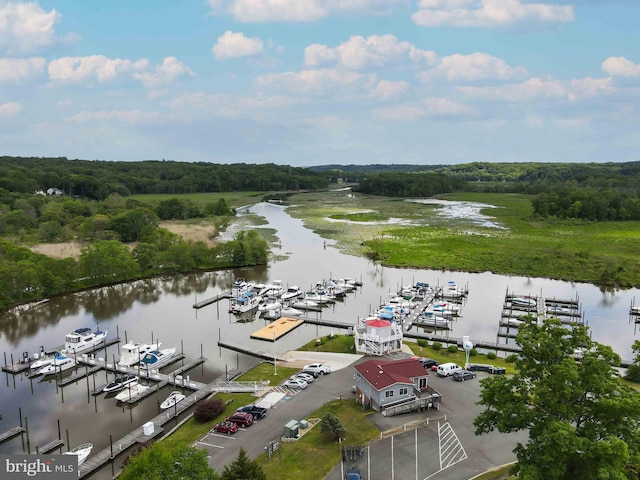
(195, 352, 527, 479)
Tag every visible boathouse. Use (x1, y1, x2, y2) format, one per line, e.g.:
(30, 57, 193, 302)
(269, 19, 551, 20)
(353, 318, 403, 356)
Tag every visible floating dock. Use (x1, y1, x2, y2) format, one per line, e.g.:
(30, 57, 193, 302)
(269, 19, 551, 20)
(217, 341, 288, 362)
(192, 291, 231, 309)
(250, 317, 304, 341)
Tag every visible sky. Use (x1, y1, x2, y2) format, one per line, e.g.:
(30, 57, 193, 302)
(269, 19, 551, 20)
(1, 0, 639, 167)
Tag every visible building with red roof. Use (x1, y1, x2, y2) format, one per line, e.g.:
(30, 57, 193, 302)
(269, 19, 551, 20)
(353, 316, 403, 356)
(353, 357, 439, 412)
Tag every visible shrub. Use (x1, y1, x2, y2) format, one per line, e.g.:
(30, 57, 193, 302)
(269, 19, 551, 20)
(432, 342, 442, 352)
(469, 348, 478, 357)
(417, 339, 428, 348)
(625, 364, 640, 382)
(193, 398, 225, 423)
(486, 352, 497, 360)
(447, 345, 458, 354)
(505, 354, 518, 363)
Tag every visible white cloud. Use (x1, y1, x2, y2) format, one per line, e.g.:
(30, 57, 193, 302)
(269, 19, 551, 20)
(64, 109, 161, 125)
(0, 57, 45, 82)
(133, 57, 195, 89)
(372, 104, 426, 121)
(460, 76, 614, 102)
(0, 101, 22, 116)
(601, 56, 640, 78)
(419, 52, 527, 82)
(48, 55, 149, 84)
(256, 68, 403, 100)
(372, 97, 473, 120)
(213, 31, 264, 59)
(421, 97, 474, 115)
(304, 34, 437, 69)
(207, 0, 408, 23)
(412, 0, 574, 28)
(0, 1, 61, 53)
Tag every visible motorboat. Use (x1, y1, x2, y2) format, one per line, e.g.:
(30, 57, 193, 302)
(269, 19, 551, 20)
(303, 290, 333, 304)
(230, 291, 262, 314)
(415, 312, 451, 329)
(29, 351, 61, 374)
(281, 285, 303, 301)
(63, 326, 108, 354)
(386, 296, 417, 310)
(280, 305, 303, 317)
(511, 296, 537, 308)
(115, 382, 150, 402)
(140, 347, 177, 370)
(103, 373, 138, 393)
(291, 299, 321, 311)
(259, 280, 285, 298)
(160, 390, 186, 410)
(36, 353, 76, 375)
(118, 341, 162, 367)
(441, 281, 468, 299)
(63, 443, 93, 466)
(257, 296, 281, 312)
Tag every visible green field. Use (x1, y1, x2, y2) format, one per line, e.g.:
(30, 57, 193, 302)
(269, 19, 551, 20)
(286, 190, 640, 288)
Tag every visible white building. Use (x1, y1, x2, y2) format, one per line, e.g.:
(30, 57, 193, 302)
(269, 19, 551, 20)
(353, 318, 403, 356)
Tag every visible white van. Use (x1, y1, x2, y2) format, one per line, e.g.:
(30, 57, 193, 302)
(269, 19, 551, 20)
(436, 362, 462, 377)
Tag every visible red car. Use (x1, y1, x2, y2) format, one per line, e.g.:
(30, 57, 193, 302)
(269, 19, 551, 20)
(225, 411, 254, 427)
(213, 420, 238, 434)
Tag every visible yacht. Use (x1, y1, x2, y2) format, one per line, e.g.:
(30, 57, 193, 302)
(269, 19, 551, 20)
(140, 347, 177, 370)
(63, 326, 108, 354)
(281, 285, 303, 301)
(36, 353, 76, 375)
(115, 383, 150, 402)
(259, 280, 285, 297)
(257, 296, 281, 312)
(229, 291, 262, 314)
(63, 443, 93, 466)
(118, 341, 161, 367)
(29, 351, 61, 374)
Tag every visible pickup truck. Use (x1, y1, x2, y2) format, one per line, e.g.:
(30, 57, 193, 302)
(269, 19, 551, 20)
(236, 404, 268, 419)
(303, 363, 332, 375)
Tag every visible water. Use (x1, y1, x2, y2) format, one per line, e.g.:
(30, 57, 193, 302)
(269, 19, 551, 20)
(0, 201, 638, 478)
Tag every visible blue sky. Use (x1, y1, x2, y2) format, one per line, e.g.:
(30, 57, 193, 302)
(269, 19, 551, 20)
(1, 0, 639, 166)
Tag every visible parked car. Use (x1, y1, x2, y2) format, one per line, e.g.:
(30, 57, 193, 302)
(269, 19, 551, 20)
(419, 357, 439, 369)
(236, 404, 268, 419)
(345, 468, 362, 480)
(437, 362, 462, 377)
(225, 411, 254, 427)
(294, 372, 315, 383)
(452, 370, 476, 381)
(301, 369, 319, 378)
(213, 420, 239, 434)
(303, 363, 331, 374)
(283, 378, 308, 389)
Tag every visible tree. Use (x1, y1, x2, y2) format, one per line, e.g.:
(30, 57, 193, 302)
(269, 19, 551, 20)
(474, 319, 640, 480)
(321, 412, 346, 441)
(79, 240, 139, 282)
(625, 340, 640, 382)
(220, 447, 266, 480)
(119, 444, 218, 480)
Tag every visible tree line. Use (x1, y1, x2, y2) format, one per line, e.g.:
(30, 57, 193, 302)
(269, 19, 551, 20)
(353, 172, 467, 197)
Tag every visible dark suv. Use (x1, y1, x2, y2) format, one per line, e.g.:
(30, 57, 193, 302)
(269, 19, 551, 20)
(226, 411, 254, 427)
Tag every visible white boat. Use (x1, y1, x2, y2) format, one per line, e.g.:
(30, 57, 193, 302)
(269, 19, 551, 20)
(63, 443, 93, 466)
(118, 341, 162, 367)
(160, 390, 186, 409)
(140, 347, 177, 370)
(29, 351, 61, 374)
(259, 280, 285, 297)
(37, 354, 76, 375)
(415, 312, 451, 329)
(63, 326, 108, 354)
(230, 291, 262, 314)
(631, 305, 640, 315)
(103, 373, 138, 393)
(280, 305, 303, 317)
(115, 382, 150, 402)
(441, 281, 468, 299)
(291, 299, 321, 311)
(303, 290, 333, 304)
(511, 296, 537, 308)
(281, 285, 303, 301)
(258, 296, 281, 312)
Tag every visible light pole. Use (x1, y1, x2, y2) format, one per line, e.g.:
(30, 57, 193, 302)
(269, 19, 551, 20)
(463, 335, 473, 369)
(273, 330, 277, 375)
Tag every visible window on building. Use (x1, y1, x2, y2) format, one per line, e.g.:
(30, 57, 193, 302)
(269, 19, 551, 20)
(385, 390, 394, 398)
(400, 387, 408, 395)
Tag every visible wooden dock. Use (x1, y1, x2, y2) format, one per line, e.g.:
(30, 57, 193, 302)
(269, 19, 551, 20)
(0, 426, 26, 444)
(297, 317, 354, 330)
(218, 340, 288, 362)
(250, 317, 305, 341)
(37, 438, 65, 454)
(193, 291, 231, 309)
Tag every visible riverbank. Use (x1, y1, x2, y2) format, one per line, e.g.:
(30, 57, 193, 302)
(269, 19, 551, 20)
(285, 190, 640, 289)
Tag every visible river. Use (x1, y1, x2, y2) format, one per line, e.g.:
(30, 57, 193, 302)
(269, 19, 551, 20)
(0, 201, 639, 478)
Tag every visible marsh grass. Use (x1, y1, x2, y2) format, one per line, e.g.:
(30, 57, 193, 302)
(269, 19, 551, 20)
(287, 190, 640, 288)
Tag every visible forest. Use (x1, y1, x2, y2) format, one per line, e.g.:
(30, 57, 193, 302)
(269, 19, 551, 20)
(1, 156, 640, 310)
